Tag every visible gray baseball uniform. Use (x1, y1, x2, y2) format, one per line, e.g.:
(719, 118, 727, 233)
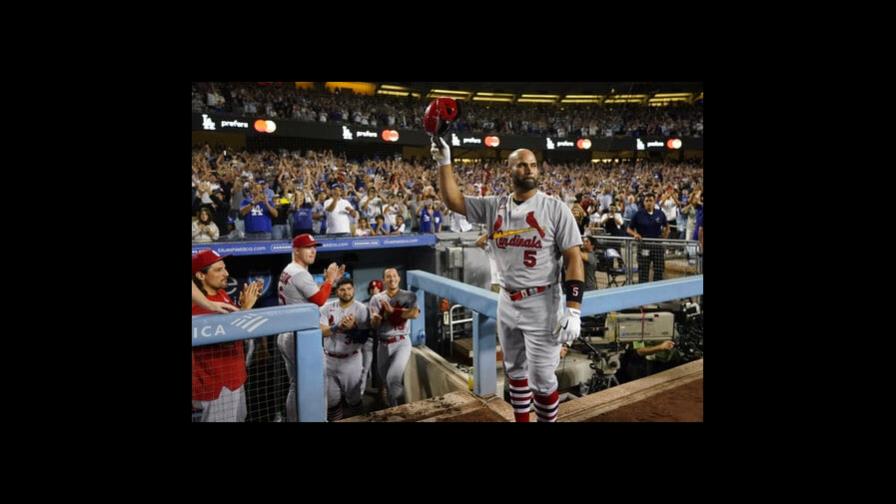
(276, 261, 327, 422)
(369, 289, 417, 407)
(359, 295, 377, 395)
(464, 191, 582, 421)
(320, 298, 369, 418)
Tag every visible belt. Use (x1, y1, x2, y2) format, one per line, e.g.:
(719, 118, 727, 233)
(380, 335, 406, 344)
(505, 285, 550, 302)
(325, 350, 359, 359)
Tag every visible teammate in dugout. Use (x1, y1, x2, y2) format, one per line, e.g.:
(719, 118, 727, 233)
(276, 233, 345, 422)
(434, 137, 585, 422)
(192, 249, 263, 422)
(368, 268, 420, 408)
(319, 278, 370, 421)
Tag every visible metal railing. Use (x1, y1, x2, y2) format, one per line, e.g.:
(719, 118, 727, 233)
(192, 304, 325, 422)
(588, 235, 702, 286)
(408, 269, 702, 398)
(447, 304, 474, 358)
(407, 271, 499, 396)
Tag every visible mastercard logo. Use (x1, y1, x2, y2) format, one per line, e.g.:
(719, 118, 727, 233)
(381, 130, 399, 142)
(666, 138, 682, 149)
(576, 138, 592, 150)
(254, 120, 277, 133)
(484, 136, 500, 147)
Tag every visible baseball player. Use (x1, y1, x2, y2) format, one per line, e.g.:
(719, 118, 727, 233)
(433, 138, 584, 422)
(320, 278, 370, 421)
(360, 279, 383, 395)
(368, 267, 420, 407)
(276, 233, 345, 422)
(192, 249, 262, 422)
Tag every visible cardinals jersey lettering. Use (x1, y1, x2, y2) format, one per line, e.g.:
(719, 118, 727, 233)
(464, 191, 582, 290)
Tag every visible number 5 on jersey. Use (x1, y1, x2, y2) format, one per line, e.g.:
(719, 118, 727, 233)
(523, 250, 537, 268)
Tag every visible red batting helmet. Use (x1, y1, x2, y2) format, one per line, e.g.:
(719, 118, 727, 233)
(423, 97, 461, 136)
(368, 279, 384, 293)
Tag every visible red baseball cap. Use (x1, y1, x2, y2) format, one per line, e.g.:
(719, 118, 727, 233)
(292, 233, 322, 249)
(192, 249, 230, 274)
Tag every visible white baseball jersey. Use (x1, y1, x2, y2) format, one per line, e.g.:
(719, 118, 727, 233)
(319, 299, 370, 355)
(464, 191, 582, 290)
(368, 290, 417, 338)
(277, 261, 319, 306)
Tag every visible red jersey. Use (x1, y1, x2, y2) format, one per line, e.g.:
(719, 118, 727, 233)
(192, 290, 247, 401)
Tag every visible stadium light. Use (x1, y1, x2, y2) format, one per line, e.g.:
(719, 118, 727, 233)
(652, 93, 693, 98)
(476, 92, 515, 98)
(378, 90, 409, 97)
(427, 93, 469, 100)
(430, 89, 471, 96)
(473, 96, 513, 102)
(604, 98, 646, 104)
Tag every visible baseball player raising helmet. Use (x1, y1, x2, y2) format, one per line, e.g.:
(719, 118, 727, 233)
(433, 136, 584, 422)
